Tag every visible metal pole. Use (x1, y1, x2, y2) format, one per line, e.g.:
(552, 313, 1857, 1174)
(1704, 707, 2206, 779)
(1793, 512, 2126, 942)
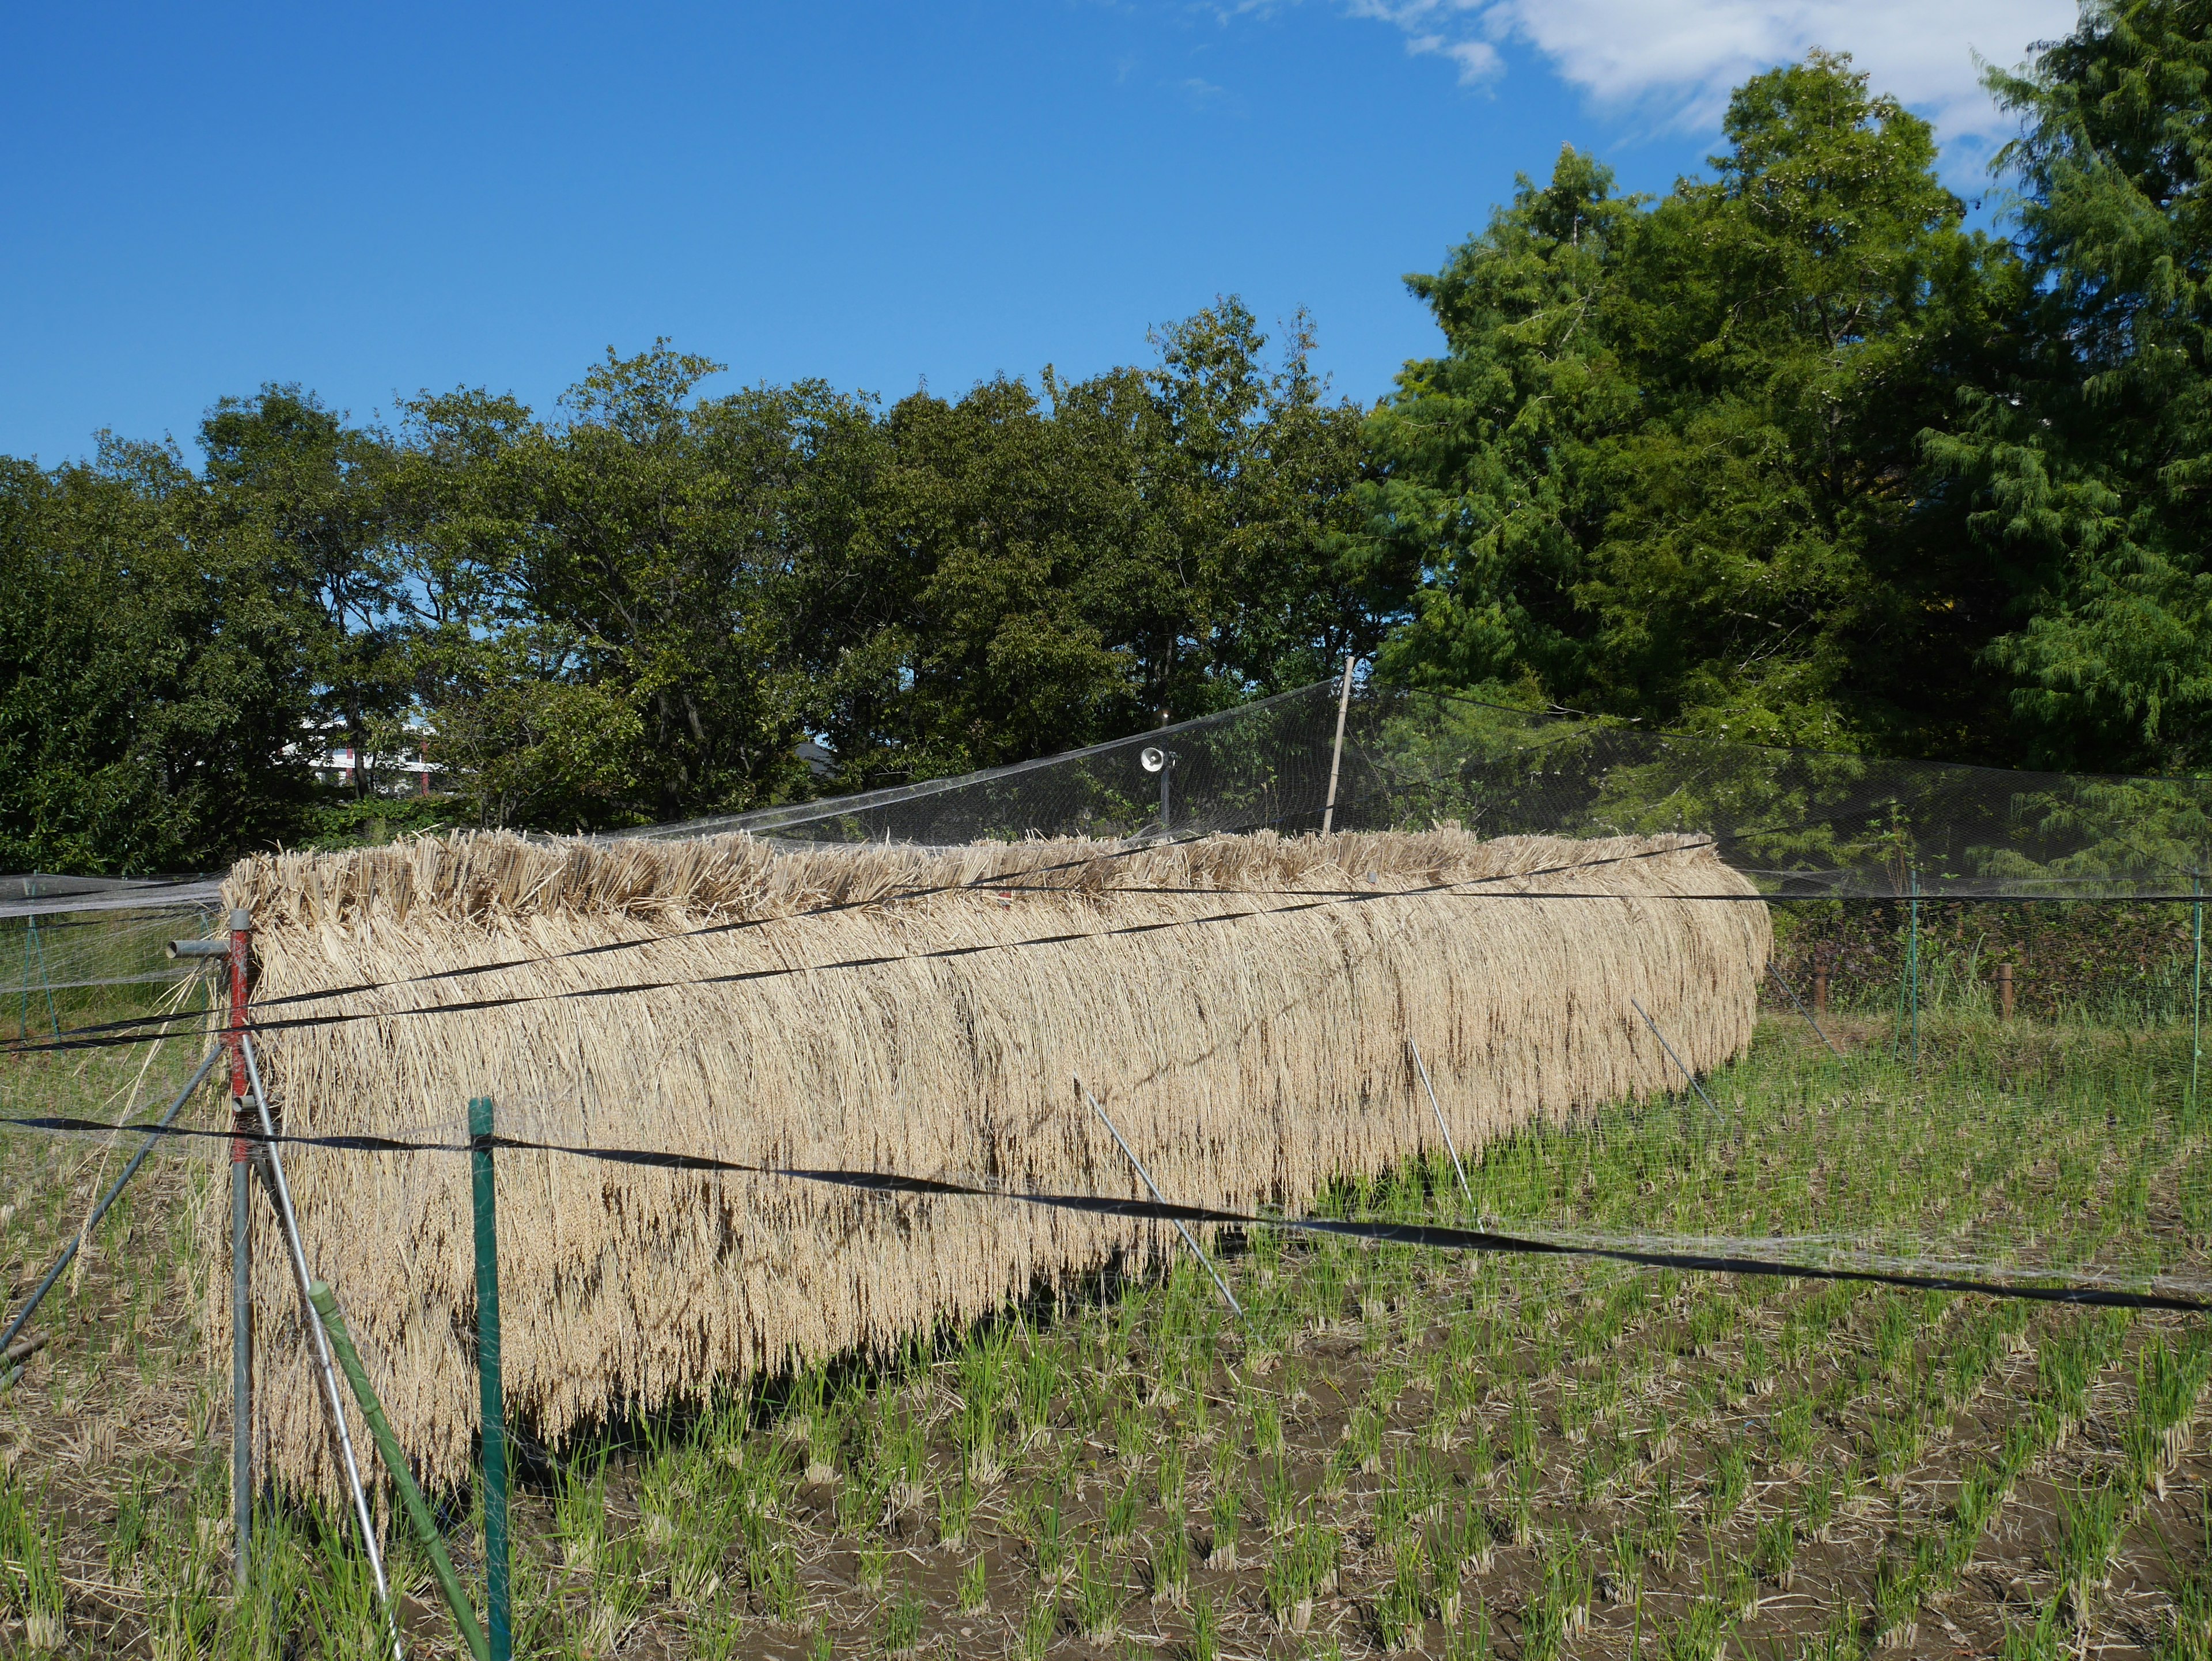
(2193, 874, 2203, 1120)
(307, 1282, 490, 1661)
(1908, 871, 1921, 1078)
(1407, 1037, 1474, 1214)
(1765, 962, 1844, 1064)
(1320, 655, 1354, 838)
(240, 1035, 399, 1658)
(0, 1045, 222, 1371)
(468, 1097, 512, 1661)
(26, 914, 58, 1038)
(1075, 1079, 1243, 1319)
(225, 906, 253, 1586)
(1629, 998, 1723, 1120)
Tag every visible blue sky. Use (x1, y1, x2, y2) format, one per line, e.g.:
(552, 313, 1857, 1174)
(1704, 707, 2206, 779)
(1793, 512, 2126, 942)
(1, 2, 2071, 464)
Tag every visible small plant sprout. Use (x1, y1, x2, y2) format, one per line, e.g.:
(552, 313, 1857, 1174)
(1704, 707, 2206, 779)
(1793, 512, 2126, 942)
(957, 1554, 989, 1614)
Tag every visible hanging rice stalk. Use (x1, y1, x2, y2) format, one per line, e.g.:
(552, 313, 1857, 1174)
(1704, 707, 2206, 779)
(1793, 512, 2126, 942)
(206, 827, 1768, 1498)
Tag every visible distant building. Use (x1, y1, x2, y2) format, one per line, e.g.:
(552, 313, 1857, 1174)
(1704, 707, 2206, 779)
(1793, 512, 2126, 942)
(300, 720, 442, 797)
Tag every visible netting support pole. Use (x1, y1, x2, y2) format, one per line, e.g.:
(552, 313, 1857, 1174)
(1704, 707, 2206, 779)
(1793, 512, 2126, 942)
(240, 1034, 399, 1660)
(1408, 1037, 1475, 1215)
(0, 1044, 221, 1376)
(1907, 871, 1921, 1079)
(226, 906, 253, 1588)
(1077, 1078, 1244, 1321)
(469, 1096, 512, 1661)
(1320, 655, 1354, 838)
(2193, 873, 2203, 1121)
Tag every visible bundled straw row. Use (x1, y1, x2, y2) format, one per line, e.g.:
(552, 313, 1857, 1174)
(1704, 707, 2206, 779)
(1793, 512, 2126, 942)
(210, 828, 1769, 1497)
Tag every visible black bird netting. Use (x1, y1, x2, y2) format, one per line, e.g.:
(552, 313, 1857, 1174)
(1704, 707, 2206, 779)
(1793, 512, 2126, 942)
(656, 680, 2212, 901)
(10, 679, 2212, 1299)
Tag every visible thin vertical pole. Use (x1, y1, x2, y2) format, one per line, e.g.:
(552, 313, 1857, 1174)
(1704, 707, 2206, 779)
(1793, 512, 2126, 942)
(1908, 872, 1921, 1078)
(1320, 654, 1354, 838)
(226, 906, 253, 1586)
(26, 914, 58, 1038)
(469, 1097, 511, 1661)
(2192, 874, 2203, 1120)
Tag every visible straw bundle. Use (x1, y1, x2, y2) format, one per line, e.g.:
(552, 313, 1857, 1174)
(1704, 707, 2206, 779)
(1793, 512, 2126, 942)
(209, 827, 1768, 1497)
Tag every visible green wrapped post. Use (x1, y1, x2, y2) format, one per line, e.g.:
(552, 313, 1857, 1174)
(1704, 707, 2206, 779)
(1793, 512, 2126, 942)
(1907, 870, 1921, 1077)
(306, 1281, 488, 1661)
(2193, 874, 2203, 1121)
(469, 1097, 511, 1661)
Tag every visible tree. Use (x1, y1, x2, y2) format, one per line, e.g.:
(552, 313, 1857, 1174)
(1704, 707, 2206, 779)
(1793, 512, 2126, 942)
(0, 440, 320, 872)
(1368, 54, 2027, 758)
(1929, 0, 2212, 772)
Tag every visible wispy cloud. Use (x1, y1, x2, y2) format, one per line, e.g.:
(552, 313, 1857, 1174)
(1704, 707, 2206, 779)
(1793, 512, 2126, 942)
(1334, 1, 2077, 143)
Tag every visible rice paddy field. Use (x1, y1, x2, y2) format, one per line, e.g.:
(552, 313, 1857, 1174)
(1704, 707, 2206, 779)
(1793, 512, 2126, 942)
(3, 917, 2212, 1661)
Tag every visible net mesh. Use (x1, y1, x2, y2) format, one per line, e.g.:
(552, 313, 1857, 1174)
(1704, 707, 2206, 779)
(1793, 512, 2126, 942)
(9, 679, 2212, 1299)
(661, 682, 2212, 900)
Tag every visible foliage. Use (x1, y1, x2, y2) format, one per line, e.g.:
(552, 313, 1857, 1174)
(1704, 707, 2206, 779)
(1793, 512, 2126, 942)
(1363, 52, 2028, 759)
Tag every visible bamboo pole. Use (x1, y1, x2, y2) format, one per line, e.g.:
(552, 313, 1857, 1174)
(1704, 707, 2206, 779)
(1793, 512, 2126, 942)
(1320, 656, 1354, 838)
(306, 1282, 489, 1661)
(468, 1097, 512, 1661)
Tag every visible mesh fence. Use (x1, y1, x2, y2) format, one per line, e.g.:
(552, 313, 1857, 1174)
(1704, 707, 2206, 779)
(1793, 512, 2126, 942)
(654, 681, 2212, 900)
(9, 679, 2212, 1299)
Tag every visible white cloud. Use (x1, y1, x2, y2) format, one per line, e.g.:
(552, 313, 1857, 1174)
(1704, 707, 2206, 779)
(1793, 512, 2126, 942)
(1346, 0, 2078, 144)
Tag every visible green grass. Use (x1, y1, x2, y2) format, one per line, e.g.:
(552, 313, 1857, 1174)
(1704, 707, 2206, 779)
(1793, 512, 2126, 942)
(5, 992, 2212, 1655)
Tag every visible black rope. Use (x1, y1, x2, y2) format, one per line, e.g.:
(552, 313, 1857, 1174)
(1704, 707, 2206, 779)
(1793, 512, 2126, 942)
(3, 1114, 2202, 1314)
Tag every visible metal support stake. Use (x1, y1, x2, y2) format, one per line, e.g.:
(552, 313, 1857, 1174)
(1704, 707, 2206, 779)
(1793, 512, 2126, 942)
(1075, 1079, 1243, 1319)
(1, 1045, 221, 1371)
(1630, 998, 1723, 1121)
(1320, 654, 1354, 838)
(1907, 871, 1921, 1078)
(1407, 1038, 1474, 1214)
(2193, 874, 2203, 1121)
(240, 1035, 399, 1659)
(468, 1097, 512, 1661)
(225, 906, 253, 1586)
(308, 1282, 490, 1661)
(1765, 962, 1844, 1064)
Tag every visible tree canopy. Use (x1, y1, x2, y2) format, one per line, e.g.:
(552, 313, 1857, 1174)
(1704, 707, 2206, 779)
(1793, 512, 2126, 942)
(13, 5, 2212, 872)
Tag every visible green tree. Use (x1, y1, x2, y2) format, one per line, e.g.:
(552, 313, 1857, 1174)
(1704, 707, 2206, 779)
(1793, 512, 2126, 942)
(1929, 0, 2212, 771)
(0, 440, 319, 872)
(198, 385, 410, 796)
(1369, 53, 2027, 757)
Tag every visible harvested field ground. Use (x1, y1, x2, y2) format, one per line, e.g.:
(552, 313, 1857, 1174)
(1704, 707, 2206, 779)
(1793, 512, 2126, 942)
(3, 1008, 2211, 1661)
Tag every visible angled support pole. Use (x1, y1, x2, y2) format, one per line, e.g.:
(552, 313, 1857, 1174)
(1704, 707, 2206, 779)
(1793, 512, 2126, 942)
(1630, 997, 1723, 1121)
(1076, 1077, 1243, 1321)
(241, 1034, 400, 1659)
(1408, 1036, 1475, 1215)
(1, 1045, 222, 1374)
